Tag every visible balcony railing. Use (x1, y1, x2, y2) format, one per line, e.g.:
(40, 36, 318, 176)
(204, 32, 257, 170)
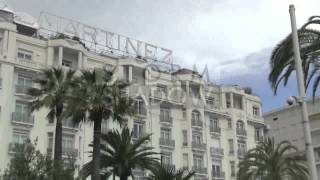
(15, 85, 32, 94)
(159, 115, 173, 124)
(12, 112, 34, 125)
(255, 136, 264, 142)
(238, 149, 247, 157)
(210, 127, 221, 134)
(210, 147, 224, 156)
(236, 129, 247, 136)
(9, 143, 23, 153)
(191, 141, 206, 150)
(62, 148, 78, 157)
(159, 138, 175, 148)
(191, 120, 203, 127)
(212, 171, 225, 179)
(192, 167, 208, 175)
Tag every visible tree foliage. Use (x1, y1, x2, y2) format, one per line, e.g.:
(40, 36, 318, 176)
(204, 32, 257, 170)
(269, 16, 320, 97)
(238, 138, 308, 180)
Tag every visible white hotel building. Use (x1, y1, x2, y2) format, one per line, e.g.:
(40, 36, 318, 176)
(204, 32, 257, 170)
(0, 7, 265, 180)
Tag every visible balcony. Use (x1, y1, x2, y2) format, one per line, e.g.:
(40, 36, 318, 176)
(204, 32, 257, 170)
(192, 167, 208, 175)
(15, 85, 32, 95)
(236, 129, 247, 137)
(210, 127, 221, 134)
(11, 112, 34, 127)
(191, 120, 203, 128)
(238, 149, 247, 158)
(159, 138, 175, 148)
(212, 171, 225, 179)
(191, 141, 206, 151)
(159, 115, 173, 125)
(210, 147, 224, 156)
(15, 58, 44, 70)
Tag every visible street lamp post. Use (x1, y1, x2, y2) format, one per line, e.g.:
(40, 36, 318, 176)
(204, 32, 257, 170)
(289, 5, 318, 180)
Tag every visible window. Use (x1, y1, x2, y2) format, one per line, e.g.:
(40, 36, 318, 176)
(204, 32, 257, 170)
(227, 118, 232, 128)
(230, 161, 236, 177)
(192, 132, 202, 144)
(228, 139, 234, 154)
(183, 153, 189, 168)
(134, 98, 146, 115)
(62, 59, 72, 67)
(182, 108, 186, 120)
(236, 120, 245, 131)
(160, 128, 171, 140)
(209, 117, 219, 132)
(206, 97, 215, 108)
(133, 122, 144, 139)
(182, 130, 188, 146)
(193, 155, 203, 168)
(15, 101, 30, 122)
(13, 132, 28, 144)
(212, 164, 221, 176)
(161, 151, 172, 165)
(255, 128, 261, 141)
(123, 65, 130, 82)
(160, 106, 170, 122)
(226, 93, 231, 108)
(156, 85, 167, 97)
(62, 134, 74, 152)
(253, 106, 260, 116)
(17, 48, 33, 61)
(238, 141, 247, 155)
(48, 132, 53, 151)
(191, 110, 200, 122)
(233, 94, 243, 110)
(17, 75, 32, 88)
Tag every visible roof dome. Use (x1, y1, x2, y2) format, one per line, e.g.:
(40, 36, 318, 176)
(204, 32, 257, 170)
(14, 12, 39, 29)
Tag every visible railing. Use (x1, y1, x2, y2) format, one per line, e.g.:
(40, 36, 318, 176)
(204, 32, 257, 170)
(191, 141, 206, 150)
(192, 167, 207, 174)
(191, 120, 203, 127)
(238, 149, 247, 157)
(159, 138, 175, 147)
(15, 85, 32, 94)
(62, 148, 78, 157)
(8, 143, 22, 153)
(236, 129, 247, 136)
(210, 147, 224, 156)
(212, 171, 225, 179)
(210, 127, 221, 134)
(255, 136, 264, 142)
(159, 115, 173, 124)
(12, 112, 35, 125)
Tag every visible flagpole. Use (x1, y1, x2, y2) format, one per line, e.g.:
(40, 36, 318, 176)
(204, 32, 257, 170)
(289, 4, 318, 180)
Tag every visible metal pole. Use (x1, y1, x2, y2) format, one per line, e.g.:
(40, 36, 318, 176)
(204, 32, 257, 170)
(289, 5, 318, 180)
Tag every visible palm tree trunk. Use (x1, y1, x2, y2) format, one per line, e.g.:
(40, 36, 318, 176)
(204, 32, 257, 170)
(92, 118, 102, 180)
(120, 175, 127, 180)
(54, 106, 63, 180)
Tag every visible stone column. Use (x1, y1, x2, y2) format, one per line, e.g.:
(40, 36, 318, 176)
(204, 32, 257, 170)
(129, 66, 132, 83)
(78, 51, 82, 69)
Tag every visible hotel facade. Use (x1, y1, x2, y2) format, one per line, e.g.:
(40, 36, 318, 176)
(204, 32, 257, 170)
(0, 7, 265, 180)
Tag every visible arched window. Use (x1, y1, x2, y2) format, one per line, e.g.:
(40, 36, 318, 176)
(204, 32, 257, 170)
(236, 120, 245, 130)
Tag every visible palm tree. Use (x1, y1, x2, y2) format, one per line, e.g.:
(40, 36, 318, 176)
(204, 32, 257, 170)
(66, 68, 132, 180)
(269, 16, 320, 97)
(81, 128, 159, 180)
(148, 164, 195, 180)
(28, 68, 75, 165)
(237, 138, 308, 180)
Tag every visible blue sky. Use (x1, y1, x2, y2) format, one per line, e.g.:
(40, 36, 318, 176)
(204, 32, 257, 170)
(7, 0, 320, 112)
